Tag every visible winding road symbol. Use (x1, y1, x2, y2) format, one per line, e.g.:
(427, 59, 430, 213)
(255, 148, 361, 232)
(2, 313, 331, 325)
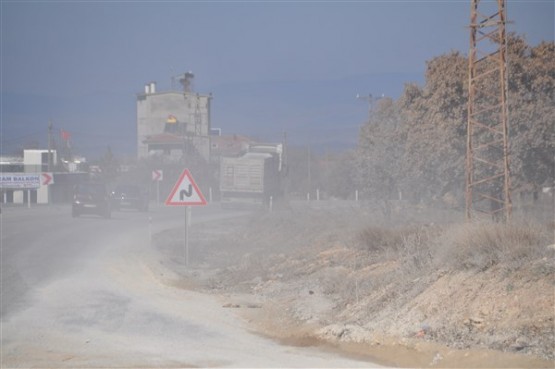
(165, 169, 207, 206)
(180, 185, 193, 200)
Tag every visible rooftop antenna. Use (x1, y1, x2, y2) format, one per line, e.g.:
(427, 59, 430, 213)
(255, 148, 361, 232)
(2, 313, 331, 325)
(170, 66, 175, 90)
(179, 71, 195, 93)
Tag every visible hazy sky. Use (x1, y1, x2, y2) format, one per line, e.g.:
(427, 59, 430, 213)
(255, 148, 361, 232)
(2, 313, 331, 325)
(2, 0, 554, 157)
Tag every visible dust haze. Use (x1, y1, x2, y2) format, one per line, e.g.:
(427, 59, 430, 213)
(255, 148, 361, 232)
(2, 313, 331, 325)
(1, 2, 554, 368)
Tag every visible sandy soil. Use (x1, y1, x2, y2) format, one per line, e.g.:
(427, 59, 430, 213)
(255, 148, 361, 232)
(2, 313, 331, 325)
(154, 201, 555, 368)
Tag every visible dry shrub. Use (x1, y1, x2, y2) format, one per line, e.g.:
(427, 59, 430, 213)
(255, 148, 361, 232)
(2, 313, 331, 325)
(356, 224, 441, 270)
(399, 228, 435, 274)
(434, 221, 553, 271)
(356, 221, 552, 273)
(356, 226, 406, 254)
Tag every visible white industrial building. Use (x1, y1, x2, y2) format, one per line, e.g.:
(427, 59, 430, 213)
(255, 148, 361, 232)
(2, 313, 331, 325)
(136, 72, 212, 162)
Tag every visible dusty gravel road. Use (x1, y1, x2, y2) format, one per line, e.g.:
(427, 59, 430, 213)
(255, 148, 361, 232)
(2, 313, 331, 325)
(1, 204, 382, 367)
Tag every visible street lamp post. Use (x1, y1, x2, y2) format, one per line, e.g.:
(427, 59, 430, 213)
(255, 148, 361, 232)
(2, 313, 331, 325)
(356, 93, 384, 123)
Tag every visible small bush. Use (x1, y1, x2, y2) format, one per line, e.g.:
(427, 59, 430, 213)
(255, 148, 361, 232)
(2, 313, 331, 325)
(356, 226, 406, 253)
(400, 228, 435, 274)
(356, 221, 552, 273)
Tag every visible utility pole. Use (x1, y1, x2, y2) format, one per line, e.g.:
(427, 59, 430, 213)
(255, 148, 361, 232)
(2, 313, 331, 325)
(47, 120, 53, 205)
(466, 0, 512, 222)
(47, 121, 53, 171)
(307, 145, 311, 199)
(356, 93, 384, 123)
(282, 131, 287, 170)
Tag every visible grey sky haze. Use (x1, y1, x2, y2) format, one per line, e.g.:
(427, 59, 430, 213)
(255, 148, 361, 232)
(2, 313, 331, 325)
(1, 1, 554, 157)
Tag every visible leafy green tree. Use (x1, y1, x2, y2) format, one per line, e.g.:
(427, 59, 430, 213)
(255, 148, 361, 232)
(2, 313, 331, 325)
(98, 145, 119, 183)
(282, 146, 317, 198)
(322, 150, 357, 199)
(506, 36, 555, 191)
(356, 97, 404, 214)
(355, 35, 553, 211)
(398, 51, 468, 205)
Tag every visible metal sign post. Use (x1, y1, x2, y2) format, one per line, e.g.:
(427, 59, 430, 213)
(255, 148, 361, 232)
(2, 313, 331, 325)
(184, 206, 189, 264)
(183, 206, 193, 265)
(152, 170, 163, 205)
(165, 169, 207, 267)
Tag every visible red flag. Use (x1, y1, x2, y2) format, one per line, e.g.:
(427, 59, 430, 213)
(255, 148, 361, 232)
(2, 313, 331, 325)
(61, 129, 71, 141)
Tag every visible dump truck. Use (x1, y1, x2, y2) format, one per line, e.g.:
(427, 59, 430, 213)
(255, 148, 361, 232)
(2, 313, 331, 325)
(220, 143, 283, 209)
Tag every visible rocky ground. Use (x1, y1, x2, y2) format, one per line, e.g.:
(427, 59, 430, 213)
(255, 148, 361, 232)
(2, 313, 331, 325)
(154, 201, 555, 368)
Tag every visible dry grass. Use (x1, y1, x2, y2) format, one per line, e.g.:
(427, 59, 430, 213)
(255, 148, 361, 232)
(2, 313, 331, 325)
(155, 204, 555, 360)
(357, 220, 554, 273)
(356, 226, 406, 253)
(435, 221, 553, 271)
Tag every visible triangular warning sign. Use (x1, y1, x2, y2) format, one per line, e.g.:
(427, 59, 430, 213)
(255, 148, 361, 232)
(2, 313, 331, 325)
(165, 169, 207, 206)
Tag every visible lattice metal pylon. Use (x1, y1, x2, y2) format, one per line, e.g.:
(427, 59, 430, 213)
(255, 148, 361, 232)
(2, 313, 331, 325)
(466, 0, 512, 221)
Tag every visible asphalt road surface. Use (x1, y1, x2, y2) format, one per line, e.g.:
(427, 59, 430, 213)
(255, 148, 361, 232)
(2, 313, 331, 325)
(1, 204, 381, 367)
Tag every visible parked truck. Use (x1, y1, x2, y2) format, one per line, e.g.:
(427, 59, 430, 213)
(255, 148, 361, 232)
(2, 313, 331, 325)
(220, 143, 283, 209)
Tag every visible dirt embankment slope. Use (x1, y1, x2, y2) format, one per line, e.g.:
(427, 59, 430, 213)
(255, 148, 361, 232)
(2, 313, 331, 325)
(155, 202, 554, 368)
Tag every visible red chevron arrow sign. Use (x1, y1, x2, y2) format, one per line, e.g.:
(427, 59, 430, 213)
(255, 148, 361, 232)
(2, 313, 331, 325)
(152, 169, 163, 181)
(41, 173, 54, 186)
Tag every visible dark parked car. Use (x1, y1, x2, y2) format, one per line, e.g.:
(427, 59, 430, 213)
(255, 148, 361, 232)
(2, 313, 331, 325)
(110, 184, 149, 212)
(72, 182, 112, 218)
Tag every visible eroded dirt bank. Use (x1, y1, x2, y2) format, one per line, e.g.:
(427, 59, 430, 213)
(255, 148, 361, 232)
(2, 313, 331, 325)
(153, 202, 554, 368)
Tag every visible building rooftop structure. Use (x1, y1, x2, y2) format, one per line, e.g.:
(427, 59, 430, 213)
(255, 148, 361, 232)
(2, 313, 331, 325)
(137, 72, 212, 163)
